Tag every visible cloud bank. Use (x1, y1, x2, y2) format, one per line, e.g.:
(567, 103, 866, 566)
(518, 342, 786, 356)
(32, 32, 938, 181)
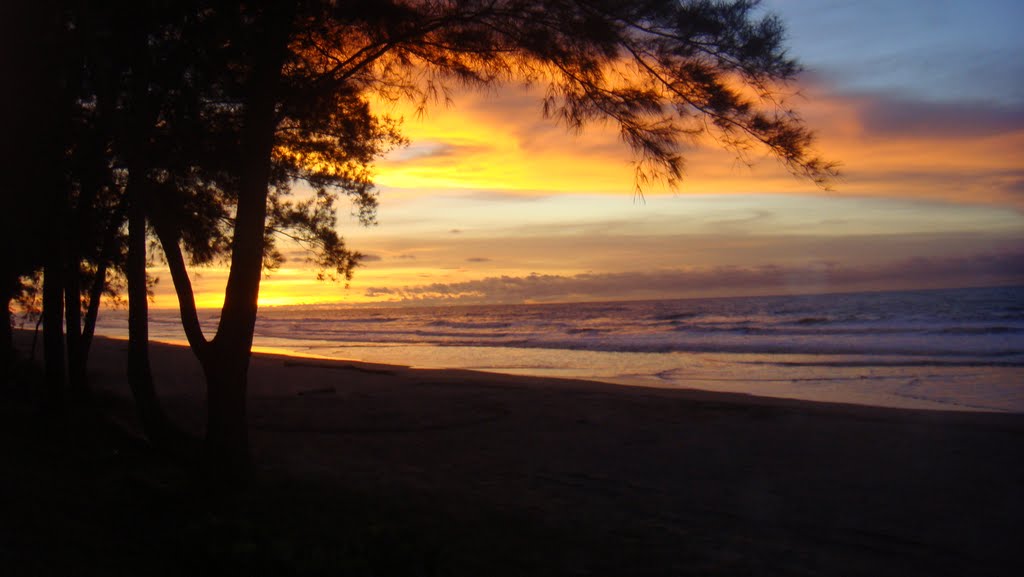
(363, 252, 1024, 305)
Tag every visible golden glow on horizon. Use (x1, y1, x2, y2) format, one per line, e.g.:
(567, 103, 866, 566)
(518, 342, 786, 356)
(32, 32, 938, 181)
(148, 266, 376, 309)
(136, 83, 1024, 309)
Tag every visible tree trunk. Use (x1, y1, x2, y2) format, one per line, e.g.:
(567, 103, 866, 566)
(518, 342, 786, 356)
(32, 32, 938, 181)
(115, 8, 191, 455)
(79, 259, 107, 364)
(200, 347, 251, 479)
(77, 202, 124, 386)
(42, 256, 65, 408)
(64, 262, 86, 398)
(120, 178, 200, 461)
(66, 157, 103, 397)
(203, 1, 296, 476)
(125, 180, 178, 448)
(1, 289, 13, 382)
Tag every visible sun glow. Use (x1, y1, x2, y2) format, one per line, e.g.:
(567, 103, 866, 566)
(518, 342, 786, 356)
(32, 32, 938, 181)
(141, 74, 1024, 309)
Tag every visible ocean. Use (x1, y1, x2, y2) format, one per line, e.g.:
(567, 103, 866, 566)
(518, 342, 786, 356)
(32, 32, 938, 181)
(94, 285, 1024, 413)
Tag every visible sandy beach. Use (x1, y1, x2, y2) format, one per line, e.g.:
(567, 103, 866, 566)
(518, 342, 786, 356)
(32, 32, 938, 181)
(5, 333, 1023, 576)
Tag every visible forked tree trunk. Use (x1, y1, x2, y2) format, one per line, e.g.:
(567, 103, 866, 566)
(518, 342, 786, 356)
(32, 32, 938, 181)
(119, 1, 294, 480)
(198, 1, 296, 477)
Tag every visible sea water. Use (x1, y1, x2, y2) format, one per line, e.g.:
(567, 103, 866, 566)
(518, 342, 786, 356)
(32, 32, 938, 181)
(94, 285, 1024, 413)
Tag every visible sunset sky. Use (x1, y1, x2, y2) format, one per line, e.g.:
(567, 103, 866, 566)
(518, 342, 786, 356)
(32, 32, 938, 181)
(156, 0, 1024, 308)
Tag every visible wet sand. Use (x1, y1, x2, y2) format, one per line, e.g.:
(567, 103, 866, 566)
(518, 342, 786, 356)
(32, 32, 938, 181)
(6, 334, 1024, 576)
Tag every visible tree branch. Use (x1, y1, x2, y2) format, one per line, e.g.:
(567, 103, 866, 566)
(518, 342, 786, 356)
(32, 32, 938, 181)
(151, 217, 210, 357)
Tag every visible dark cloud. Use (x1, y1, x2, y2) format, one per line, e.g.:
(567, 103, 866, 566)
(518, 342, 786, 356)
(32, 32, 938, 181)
(393, 254, 418, 260)
(1007, 176, 1024, 198)
(842, 167, 1024, 208)
(858, 96, 1024, 139)
(466, 257, 492, 263)
(449, 229, 462, 234)
(359, 254, 383, 262)
(363, 253, 1024, 304)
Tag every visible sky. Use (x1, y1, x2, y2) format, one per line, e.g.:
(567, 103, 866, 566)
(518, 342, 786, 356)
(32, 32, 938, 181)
(153, 0, 1024, 308)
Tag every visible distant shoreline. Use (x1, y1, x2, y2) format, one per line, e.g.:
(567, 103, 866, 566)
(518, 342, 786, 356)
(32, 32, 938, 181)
(81, 282, 1024, 312)
(79, 284, 1024, 415)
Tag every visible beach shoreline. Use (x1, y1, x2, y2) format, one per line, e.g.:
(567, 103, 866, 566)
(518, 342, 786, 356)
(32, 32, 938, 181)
(88, 286, 1024, 414)
(88, 329, 1024, 414)
(7, 332, 1024, 575)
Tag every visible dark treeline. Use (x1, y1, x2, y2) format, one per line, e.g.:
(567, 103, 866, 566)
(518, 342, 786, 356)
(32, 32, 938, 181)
(1, 0, 835, 482)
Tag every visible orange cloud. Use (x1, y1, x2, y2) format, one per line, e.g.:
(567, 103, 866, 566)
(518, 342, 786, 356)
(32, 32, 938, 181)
(370, 81, 1024, 207)
(138, 77, 1024, 309)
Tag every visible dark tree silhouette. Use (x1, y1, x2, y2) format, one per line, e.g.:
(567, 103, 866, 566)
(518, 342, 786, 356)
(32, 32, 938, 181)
(0, 1, 80, 402)
(10, 0, 836, 477)
(58, 1, 402, 469)
(172, 0, 835, 476)
(2, 2, 133, 397)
